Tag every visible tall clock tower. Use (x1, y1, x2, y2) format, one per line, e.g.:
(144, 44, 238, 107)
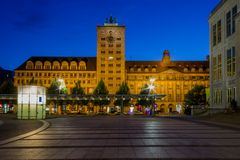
(96, 16, 126, 94)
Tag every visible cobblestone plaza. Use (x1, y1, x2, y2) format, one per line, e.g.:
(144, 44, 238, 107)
(0, 116, 240, 159)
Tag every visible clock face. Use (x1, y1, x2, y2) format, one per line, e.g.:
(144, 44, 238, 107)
(107, 31, 114, 43)
(107, 35, 114, 43)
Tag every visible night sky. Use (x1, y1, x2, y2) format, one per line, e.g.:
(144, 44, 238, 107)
(0, 0, 220, 70)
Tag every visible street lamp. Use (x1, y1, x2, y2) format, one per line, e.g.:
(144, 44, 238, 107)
(56, 78, 65, 114)
(147, 77, 156, 116)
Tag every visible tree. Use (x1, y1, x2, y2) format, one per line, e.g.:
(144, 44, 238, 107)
(93, 79, 110, 112)
(184, 85, 206, 115)
(47, 78, 67, 94)
(114, 82, 130, 112)
(0, 79, 16, 94)
(72, 80, 85, 95)
(72, 80, 89, 108)
(137, 84, 153, 108)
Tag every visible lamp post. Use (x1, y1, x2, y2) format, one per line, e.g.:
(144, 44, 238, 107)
(147, 78, 156, 116)
(56, 78, 65, 114)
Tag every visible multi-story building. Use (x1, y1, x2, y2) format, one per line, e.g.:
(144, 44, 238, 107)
(14, 17, 209, 113)
(209, 0, 240, 110)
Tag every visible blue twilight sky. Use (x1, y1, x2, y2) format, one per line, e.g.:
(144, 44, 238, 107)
(0, 0, 220, 70)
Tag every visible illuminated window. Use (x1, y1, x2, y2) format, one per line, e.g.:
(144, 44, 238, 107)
(44, 61, 51, 70)
(35, 61, 43, 70)
(70, 61, 77, 70)
(79, 61, 86, 71)
(227, 47, 236, 77)
(61, 61, 69, 70)
(53, 61, 60, 70)
(26, 61, 34, 69)
(152, 67, 157, 72)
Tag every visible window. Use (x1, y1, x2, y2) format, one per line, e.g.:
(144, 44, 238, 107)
(101, 51, 105, 54)
(116, 64, 121, 67)
(227, 47, 236, 77)
(226, 5, 238, 37)
(44, 61, 51, 70)
(108, 44, 113, 47)
(232, 5, 237, 33)
(212, 24, 217, 46)
(109, 51, 113, 54)
(101, 64, 105, 67)
(226, 11, 231, 37)
(117, 37, 121, 40)
(217, 20, 221, 43)
(109, 71, 113, 73)
(108, 64, 113, 67)
(116, 51, 121, 54)
(233, 87, 236, 100)
(53, 61, 60, 70)
(116, 44, 121, 47)
(101, 38, 105, 41)
(101, 44, 105, 47)
(79, 61, 86, 71)
(101, 71, 105, 73)
(217, 54, 222, 80)
(116, 57, 121, 60)
(116, 70, 121, 73)
(227, 88, 232, 103)
(35, 61, 43, 70)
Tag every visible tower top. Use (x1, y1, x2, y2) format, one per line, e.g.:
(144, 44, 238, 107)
(162, 50, 171, 64)
(104, 16, 118, 26)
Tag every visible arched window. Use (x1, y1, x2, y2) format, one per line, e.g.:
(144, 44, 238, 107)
(35, 61, 43, 70)
(79, 61, 86, 71)
(26, 61, 34, 69)
(130, 67, 134, 72)
(52, 61, 60, 70)
(184, 68, 188, 72)
(44, 61, 51, 70)
(70, 61, 77, 70)
(144, 67, 149, 72)
(137, 67, 141, 72)
(152, 67, 157, 72)
(191, 67, 196, 72)
(61, 61, 69, 70)
(199, 68, 203, 72)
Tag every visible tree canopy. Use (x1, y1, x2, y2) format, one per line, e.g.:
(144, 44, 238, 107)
(72, 80, 88, 106)
(137, 84, 153, 107)
(114, 82, 130, 107)
(93, 79, 110, 107)
(72, 80, 85, 95)
(0, 79, 16, 94)
(47, 79, 67, 94)
(184, 85, 206, 106)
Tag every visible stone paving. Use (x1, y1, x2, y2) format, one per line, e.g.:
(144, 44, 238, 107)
(0, 116, 240, 159)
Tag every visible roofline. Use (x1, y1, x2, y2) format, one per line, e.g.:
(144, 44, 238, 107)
(209, 0, 227, 19)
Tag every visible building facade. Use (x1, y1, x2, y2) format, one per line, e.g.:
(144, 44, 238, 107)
(14, 17, 209, 114)
(209, 0, 240, 110)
